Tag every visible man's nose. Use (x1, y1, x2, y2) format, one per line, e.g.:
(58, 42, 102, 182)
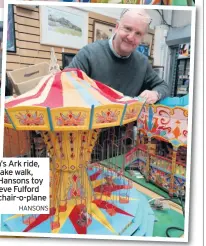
(127, 32, 136, 42)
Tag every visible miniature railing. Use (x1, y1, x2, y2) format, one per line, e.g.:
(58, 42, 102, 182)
(136, 145, 186, 177)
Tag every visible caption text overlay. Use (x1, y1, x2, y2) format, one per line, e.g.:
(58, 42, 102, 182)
(0, 158, 49, 214)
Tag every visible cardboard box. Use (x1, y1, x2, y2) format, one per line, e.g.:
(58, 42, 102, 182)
(7, 62, 50, 95)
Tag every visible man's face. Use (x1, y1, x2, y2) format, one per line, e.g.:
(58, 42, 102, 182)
(113, 13, 148, 56)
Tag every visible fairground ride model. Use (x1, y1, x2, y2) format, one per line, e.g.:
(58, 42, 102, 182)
(3, 62, 158, 236)
(125, 100, 188, 197)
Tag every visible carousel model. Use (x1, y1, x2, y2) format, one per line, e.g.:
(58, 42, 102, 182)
(2, 50, 156, 236)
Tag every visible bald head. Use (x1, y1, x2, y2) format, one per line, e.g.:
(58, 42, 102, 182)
(119, 9, 151, 30)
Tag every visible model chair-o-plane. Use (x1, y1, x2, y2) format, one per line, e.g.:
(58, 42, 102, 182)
(4, 64, 157, 235)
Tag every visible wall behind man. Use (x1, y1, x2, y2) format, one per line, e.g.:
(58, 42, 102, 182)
(83, 7, 163, 28)
(6, 5, 155, 72)
(6, 5, 117, 71)
(172, 10, 192, 27)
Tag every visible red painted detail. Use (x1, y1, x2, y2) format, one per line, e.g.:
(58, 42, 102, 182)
(89, 170, 102, 181)
(63, 68, 84, 80)
(23, 214, 52, 232)
(95, 81, 123, 99)
(106, 208, 117, 216)
(73, 190, 78, 197)
(72, 174, 78, 182)
(76, 70, 84, 80)
(92, 200, 134, 217)
(94, 184, 131, 195)
(69, 204, 88, 234)
(37, 72, 63, 108)
(94, 80, 137, 104)
(23, 208, 56, 232)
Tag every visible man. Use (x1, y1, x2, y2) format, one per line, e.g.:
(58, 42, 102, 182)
(68, 8, 169, 104)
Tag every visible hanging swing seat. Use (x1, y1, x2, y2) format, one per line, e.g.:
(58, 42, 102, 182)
(22, 215, 36, 225)
(119, 195, 130, 204)
(50, 220, 60, 230)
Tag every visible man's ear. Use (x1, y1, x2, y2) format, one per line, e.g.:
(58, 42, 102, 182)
(115, 23, 119, 33)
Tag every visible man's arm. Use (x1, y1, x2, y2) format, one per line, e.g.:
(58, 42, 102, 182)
(143, 62, 170, 100)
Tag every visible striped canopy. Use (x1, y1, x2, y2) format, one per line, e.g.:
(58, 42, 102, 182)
(5, 68, 145, 131)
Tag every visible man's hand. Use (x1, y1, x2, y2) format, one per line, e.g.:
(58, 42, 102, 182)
(139, 90, 159, 104)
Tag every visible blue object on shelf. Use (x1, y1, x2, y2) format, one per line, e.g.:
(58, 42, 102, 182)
(136, 44, 149, 57)
(157, 94, 189, 107)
